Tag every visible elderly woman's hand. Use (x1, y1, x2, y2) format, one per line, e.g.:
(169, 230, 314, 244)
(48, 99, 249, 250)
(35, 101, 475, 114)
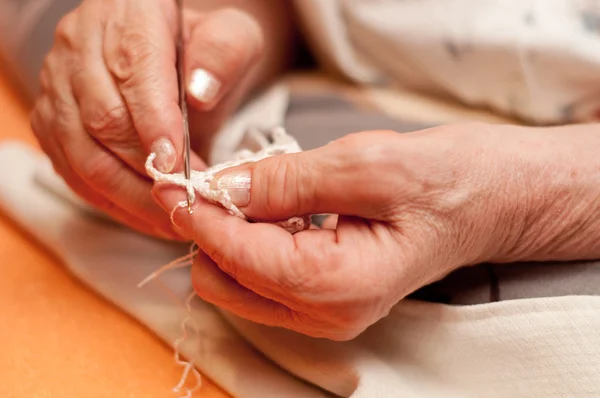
(153, 123, 600, 340)
(30, 0, 264, 239)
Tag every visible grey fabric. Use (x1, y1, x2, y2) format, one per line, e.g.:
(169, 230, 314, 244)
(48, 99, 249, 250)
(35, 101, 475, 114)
(0, 0, 80, 98)
(411, 261, 600, 305)
(286, 93, 430, 150)
(18, 0, 81, 96)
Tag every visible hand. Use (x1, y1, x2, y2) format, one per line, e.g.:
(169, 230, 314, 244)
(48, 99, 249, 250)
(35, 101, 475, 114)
(30, 0, 264, 239)
(153, 125, 531, 340)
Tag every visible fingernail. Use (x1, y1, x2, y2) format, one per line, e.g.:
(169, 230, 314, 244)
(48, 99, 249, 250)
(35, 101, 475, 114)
(188, 69, 221, 104)
(211, 169, 251, 207)
(151, 137, 176, 173)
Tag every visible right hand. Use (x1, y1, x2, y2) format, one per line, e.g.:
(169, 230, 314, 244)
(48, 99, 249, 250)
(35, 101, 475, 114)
(30, 0, 264, 239)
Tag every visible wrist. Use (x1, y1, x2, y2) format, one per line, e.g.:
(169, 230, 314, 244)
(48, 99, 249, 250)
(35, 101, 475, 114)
(483, 124, 600, 263)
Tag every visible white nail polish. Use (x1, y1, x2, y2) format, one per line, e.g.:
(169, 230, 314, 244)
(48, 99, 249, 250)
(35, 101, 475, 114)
(151, 137, 176, 173)
(188, 69, 221, 104)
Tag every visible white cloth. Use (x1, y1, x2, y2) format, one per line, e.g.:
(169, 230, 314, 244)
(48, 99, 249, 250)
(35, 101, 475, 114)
(294, 0, 600, 124)
(1, 87, 600, 397)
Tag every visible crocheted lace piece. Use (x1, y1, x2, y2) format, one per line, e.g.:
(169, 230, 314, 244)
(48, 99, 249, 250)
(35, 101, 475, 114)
(145, 127, 311, 233)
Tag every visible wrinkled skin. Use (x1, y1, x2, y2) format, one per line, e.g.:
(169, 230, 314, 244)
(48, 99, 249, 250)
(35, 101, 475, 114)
(30, 0, 265, 239)
(153, 123, 600, 340)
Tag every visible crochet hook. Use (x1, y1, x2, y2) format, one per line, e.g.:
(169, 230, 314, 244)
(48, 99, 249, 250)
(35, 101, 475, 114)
(175, 0, 193, 214)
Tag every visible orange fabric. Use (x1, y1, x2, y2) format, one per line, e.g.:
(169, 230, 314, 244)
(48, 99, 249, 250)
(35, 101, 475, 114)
(0, 70, 229, 398)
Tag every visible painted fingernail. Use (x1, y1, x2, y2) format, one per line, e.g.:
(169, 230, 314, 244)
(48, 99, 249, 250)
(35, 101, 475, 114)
(151, 137, 176, 173)
(188, 69, 221, 104)
(211, 169, 251, 207)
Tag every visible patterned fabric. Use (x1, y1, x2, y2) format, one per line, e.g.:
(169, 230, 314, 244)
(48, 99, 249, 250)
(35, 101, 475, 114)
(293, 0, 600, 125)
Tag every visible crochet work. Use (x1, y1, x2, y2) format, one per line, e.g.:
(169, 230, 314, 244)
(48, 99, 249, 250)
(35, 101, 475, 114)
(145, 127, 311, 233)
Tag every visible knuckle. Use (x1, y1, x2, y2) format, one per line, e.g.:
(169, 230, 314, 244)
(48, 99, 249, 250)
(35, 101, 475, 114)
(107, 28, 159, 83)
(84, 103, 131, 142)
(54, 12, 78, 49)
(52, 98, 78, 135)
(38, 60, 51, 92)
(332, 131, 400, 196)
(336, 132, 389, 166)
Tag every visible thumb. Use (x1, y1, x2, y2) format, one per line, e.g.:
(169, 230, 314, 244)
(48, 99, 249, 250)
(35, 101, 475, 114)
(210, 132, 396, 221)
(185, 8, 264, 111)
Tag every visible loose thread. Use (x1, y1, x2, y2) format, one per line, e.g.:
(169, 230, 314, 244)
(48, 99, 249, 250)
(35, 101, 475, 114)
(137, 250, 198, 288)
(137, 243, 201, 397)
(171, 201, 189, 225)
(172, 292, 202, 397)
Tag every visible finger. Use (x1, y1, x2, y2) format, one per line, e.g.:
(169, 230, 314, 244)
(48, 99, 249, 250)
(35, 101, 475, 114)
(191, 252, 296, 326)
(31, 95, 176, 239)
(157, 185, 378, 341)
(62, 5, 146, 174)
(58, 107, 182, 239)
(153, 185, 359, 305)
(210, 131, 402, 221)
(185, 8, 264, 110)
(191, 253, 356, 340)
(70, 5, 205, 176)
(43, 49, 183, 240)
(103, 0, 189, 173)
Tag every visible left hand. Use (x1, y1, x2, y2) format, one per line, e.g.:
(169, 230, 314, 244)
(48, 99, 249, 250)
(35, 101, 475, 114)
(30, 0, 265, 240)
(153, 125, 523, 340)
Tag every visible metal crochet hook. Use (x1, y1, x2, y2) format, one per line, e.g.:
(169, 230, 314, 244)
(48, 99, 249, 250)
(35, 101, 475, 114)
(175, 0, 193, 214)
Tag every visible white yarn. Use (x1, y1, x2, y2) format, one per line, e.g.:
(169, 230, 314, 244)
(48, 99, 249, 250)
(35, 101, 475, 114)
(145, 126, 311, 233)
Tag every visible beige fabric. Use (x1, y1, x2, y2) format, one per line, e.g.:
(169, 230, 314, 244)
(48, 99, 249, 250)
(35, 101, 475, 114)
(227, 297, 600, 397)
